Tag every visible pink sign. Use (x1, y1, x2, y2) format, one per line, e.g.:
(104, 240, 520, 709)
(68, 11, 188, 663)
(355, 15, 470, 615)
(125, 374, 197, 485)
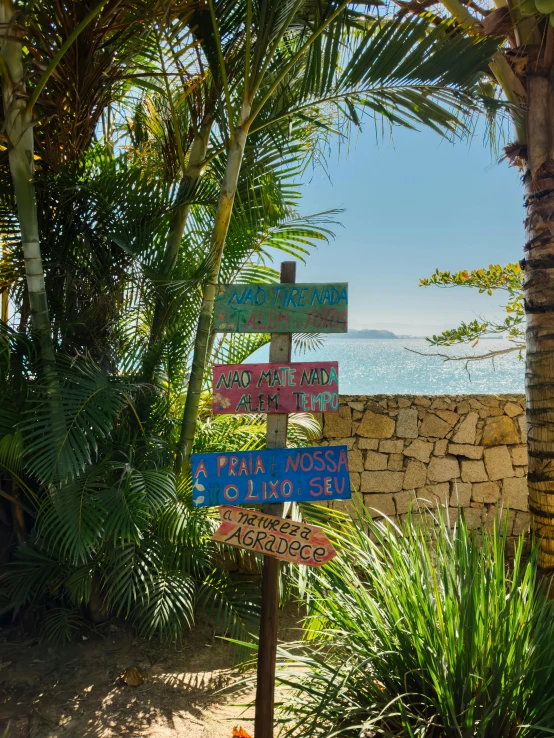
(212, 361, 339, 414)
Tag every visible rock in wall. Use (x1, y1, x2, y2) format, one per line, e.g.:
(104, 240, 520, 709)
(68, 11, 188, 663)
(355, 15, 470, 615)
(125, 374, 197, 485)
(314, 395, 530, 542)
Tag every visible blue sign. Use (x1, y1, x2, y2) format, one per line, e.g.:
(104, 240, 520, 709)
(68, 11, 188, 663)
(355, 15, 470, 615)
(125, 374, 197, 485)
(191, 445, 350, 508)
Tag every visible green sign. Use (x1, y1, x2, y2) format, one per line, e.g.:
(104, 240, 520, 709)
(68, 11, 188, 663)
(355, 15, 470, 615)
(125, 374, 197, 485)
(213, 283, 348, 333)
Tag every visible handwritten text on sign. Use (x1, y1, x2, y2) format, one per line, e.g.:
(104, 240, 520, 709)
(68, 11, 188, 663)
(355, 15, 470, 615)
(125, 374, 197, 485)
(212, 361, 339, 414)
(213, 283, 348, 333)
(191, 445, 350, 508)
(212, 506, 337, 566)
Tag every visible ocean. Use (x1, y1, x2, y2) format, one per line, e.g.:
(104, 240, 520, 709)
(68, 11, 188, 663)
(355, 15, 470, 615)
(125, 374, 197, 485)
(246, 338, 525, 395)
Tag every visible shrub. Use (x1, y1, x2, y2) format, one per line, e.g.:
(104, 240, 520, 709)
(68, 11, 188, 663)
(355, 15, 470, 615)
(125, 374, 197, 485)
(276, 507, 554, 737)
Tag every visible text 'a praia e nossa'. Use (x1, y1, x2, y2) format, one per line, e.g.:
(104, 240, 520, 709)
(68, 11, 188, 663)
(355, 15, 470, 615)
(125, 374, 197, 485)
(191, 445, 350, 507)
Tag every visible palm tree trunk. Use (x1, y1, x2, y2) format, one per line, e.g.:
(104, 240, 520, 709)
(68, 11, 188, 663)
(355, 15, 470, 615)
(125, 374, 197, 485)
(144, 116, 213, 382)
(163, 116, 213, 275)
(522, 74, 554, 572)
(10, 480, 26, 545)
(175, 107, 251, 474)
(0, 3, 56, 375)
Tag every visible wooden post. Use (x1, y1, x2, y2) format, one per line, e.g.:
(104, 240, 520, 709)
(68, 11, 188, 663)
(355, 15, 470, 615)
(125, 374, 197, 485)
(254, 260, 295, 737)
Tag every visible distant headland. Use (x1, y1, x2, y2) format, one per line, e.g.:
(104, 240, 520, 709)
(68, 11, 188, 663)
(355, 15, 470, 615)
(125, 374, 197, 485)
(333, 329, 398, 339)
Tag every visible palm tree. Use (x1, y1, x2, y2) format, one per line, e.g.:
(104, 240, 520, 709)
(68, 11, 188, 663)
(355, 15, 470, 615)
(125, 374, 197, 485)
(175, 0, 499, 474)
(0, 84, 335, 637)
(0, 0, 159, 361)
(0, 0, 500, 637)
(391, 0, 554, 571)
(0, 1, 338, 637)
(0, 0, 166, 537)
(0, 0, 183, 448)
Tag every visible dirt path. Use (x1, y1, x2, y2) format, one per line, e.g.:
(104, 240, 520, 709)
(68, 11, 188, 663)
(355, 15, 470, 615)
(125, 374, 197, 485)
(0, 609, 302, 738)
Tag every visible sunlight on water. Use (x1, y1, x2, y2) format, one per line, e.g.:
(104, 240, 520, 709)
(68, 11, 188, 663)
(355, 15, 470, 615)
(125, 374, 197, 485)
(246, 338, 525, 395)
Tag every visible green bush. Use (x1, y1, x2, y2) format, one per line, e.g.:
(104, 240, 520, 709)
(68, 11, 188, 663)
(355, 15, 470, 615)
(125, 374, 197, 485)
(2, 368, 319, 645)
(276, 507, 554, 737)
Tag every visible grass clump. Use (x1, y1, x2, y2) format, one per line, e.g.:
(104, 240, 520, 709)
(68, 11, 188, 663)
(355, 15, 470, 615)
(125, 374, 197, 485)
(276, 507, 554, 737)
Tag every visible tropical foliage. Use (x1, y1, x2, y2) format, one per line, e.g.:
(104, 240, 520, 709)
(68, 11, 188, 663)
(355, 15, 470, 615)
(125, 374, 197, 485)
(175, 1, 500, 474)
(419, 262, 525, 362)
(274, 507, 554, 737)
(0, 0, 498, 641)
(0, 144, 328, 639)
(0, 1, 334, 640)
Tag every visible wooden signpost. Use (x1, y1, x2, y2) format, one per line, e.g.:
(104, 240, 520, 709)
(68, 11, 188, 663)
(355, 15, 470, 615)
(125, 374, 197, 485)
(194, 263, 349, 737)
(191, 445, 350, 507)
(212, 506, 337, 566)
(214, 282, 348, 333)
(212, 361, 339, 414)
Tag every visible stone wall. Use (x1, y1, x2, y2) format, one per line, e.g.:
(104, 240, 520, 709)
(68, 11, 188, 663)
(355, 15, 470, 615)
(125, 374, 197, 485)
(315, 394, 530, 538)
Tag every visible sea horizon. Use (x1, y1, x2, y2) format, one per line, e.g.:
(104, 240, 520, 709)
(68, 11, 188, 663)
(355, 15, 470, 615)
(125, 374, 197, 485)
(246, 337, 525, 395)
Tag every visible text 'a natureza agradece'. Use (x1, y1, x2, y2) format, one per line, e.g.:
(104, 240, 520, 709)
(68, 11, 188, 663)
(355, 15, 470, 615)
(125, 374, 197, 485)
(212, 506, 337, 566)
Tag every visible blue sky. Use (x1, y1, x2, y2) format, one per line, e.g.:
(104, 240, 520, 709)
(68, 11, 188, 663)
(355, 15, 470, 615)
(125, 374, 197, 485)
(292, 122, 523, 337)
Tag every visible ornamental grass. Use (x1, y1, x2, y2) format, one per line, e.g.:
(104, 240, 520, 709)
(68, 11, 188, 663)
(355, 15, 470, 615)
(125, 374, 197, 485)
(276, 507, 554, 737)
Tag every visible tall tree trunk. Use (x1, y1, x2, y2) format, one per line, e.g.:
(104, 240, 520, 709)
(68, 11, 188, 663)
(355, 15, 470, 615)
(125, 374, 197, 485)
(0, 2, 56, 376)
(10, 480, 26, 545)
(143, 116, 213, 382)
(1, 287, 7, 323)
(175, 106, 251, 474)
(522, 73, 554, 573)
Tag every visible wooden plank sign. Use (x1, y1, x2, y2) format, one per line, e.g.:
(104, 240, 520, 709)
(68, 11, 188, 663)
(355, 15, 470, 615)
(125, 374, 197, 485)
(212, 361, 339, 414)
(191, 445, 350, 508)
(213, 283, 348, 333)
(212, 506, 337, 567)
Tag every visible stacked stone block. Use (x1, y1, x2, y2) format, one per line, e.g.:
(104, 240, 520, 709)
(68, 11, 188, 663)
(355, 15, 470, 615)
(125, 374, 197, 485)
(315, 395, 530, 541)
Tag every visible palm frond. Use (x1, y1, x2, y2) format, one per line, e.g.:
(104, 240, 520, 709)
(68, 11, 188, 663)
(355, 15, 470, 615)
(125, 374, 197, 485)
(196, 568, 261, 662)
(3, 546, 69, 610)
(37, 469, 108, 564)
(22, 357, 143, 484)
(41, 606, 83, 644)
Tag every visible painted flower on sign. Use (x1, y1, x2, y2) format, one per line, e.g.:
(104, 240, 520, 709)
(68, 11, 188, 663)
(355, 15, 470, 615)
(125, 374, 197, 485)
(213, 392, 232, 410)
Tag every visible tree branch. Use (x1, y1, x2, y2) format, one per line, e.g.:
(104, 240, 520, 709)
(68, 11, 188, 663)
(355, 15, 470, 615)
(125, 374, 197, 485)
(405, 344, 523, 362)
(0, 485, 36, 517)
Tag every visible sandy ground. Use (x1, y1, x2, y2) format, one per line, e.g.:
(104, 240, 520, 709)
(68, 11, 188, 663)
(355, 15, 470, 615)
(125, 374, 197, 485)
(0, 608, 303, 738)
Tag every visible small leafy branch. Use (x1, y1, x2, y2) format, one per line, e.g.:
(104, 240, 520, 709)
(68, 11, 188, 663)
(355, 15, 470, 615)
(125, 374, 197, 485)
(419, 263, 525, 362)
